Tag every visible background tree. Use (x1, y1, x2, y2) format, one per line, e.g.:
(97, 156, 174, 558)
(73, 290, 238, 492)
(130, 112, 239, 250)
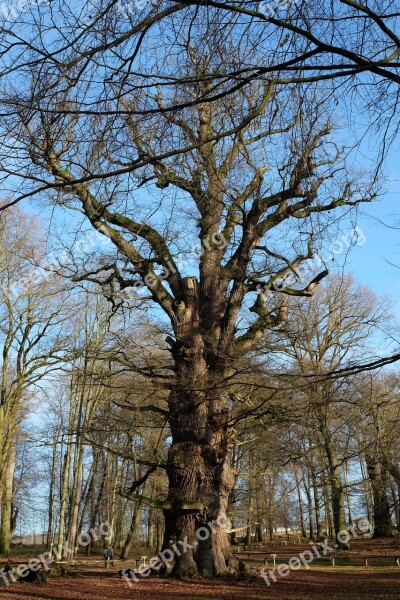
(0, 207, 70, 554)
(275, 275, 390, 546)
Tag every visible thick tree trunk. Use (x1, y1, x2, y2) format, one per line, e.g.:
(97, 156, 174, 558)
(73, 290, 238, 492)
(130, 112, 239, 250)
(163, 420, 234, 577)
(161, 278, 236, 577)
(164, 403, 234, 577)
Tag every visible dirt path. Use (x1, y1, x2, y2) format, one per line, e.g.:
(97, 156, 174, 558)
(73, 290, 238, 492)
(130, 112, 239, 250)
(0, 567, 399, 600)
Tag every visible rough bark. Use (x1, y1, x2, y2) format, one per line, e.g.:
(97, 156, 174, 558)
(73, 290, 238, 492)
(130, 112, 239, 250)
(163, 401, 235, 577)
(160, 279, 236, 577)
(366, 454, 392, 538)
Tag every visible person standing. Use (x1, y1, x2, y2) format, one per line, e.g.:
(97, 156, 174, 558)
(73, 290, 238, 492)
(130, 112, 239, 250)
(103, 545, 114, 568)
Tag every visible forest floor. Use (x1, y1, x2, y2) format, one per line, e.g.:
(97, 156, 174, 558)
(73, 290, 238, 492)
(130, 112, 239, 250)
(0, 539, 399, 600)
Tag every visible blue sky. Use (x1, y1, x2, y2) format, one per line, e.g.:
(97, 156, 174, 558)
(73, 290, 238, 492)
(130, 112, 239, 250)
(343, 153, 400, 310)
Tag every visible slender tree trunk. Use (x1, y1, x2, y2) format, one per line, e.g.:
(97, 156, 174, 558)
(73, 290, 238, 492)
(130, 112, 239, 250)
(312, 478, 322, 540)
(78, 464, 95, 536)
(47, 438, 58, 548)
(320, 424, 348, 549)
(106, 455, 121, 545)
(309, 449, 322, 540)
(397, 485, 400, 533)
(64, 384, 87, 561)
(148, 508, 155, 549)
(255, 480, 264, 542)
(156, 512, 164, 553)
(343, 461, 354, 526)
(56, 390, 76, 560)
(65, 444, 84, 559)
(319, 446, 334, 538)
(0, 407, 5, 548)
(57, 450, 70, 559)
(245, 450, 254, 546)
(228, 447, 239, 545)
(304, 468, 314, 541)
(265, 474, 275, 541)
(388, 478, 400, 532)
(323, 484, 334, 539)
(294, 465, 306, 538)
(360, 453, 373, 525)
(0, 445, 16, 554)
(87, 451, 106, 555)
(380, 459, 400, 533)
(366, 454, 392, 538)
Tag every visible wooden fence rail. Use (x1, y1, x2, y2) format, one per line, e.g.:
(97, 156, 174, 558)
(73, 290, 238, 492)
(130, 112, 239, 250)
(235, 551, 400, 568)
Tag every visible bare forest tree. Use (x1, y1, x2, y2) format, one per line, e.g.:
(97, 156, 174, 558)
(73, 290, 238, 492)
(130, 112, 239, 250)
(272, 275, 390, 547)
(0, 207, 71, 553)
(0, 8, 379, 573)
